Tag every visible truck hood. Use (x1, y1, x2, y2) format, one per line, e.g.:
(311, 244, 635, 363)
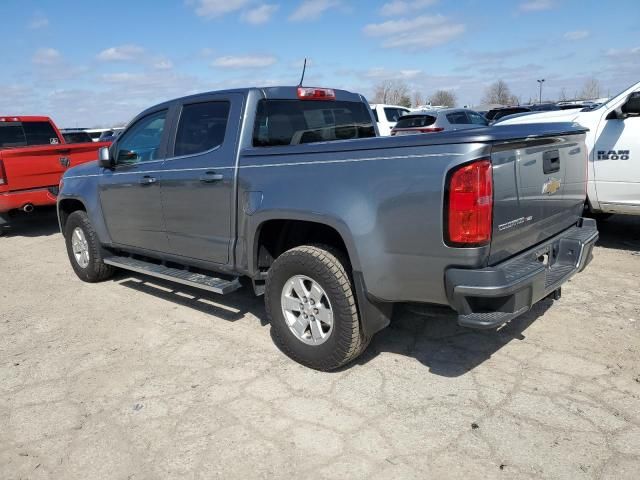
(64, 160, 100, 178)
(496, 109, 582, 125)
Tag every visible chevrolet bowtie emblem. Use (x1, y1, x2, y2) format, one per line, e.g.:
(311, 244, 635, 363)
(542, 177, 562, 195)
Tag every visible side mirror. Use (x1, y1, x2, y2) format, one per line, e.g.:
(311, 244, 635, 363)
(98, 146, 114, 169)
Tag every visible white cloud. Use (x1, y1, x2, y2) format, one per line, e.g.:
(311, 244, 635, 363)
(32, 48, 61, 65)
(380, 0, 436, 16)
(564, 30, 589, 41)
(97, 45, 145, 61)
(153, 59, 174, 70)
(605, 46, 640, 58)
(519, 0, 554, 12)
(289, 0, 340, 21)
(242, 4, 279, 24)
(211, 55, 277, 68)
(191, 0, 250, 18)
(363, 15, 465, 50)
(28, 13, 49, 29)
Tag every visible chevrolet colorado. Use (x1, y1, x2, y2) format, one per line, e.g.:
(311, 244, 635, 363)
(58, 86, 598, 370)
(0, 116, 110, 229)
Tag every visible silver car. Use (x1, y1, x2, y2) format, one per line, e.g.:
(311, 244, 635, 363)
(390, 108, 488, 136)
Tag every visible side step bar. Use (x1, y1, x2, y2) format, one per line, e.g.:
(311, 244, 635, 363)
(103, 256, 242, 295)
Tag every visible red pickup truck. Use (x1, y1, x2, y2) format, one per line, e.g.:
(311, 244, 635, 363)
(0, 116, 110, 228)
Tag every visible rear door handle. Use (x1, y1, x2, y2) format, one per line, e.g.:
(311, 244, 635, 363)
(543, 150, 561, 174)
(139, 175, 157, 185)
(199, 171, 224, 183)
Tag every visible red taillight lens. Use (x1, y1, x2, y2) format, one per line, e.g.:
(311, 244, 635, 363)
(418, 127, 444, 133)
(446, 159, 493, 246)
(297, 87, 336, 100)
(0, 160, 6, 185)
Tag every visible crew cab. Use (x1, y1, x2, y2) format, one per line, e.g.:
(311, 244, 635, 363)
(57, 86, 598, 370)
(497, 81, 640, 217)
(0, 116, 110, 228)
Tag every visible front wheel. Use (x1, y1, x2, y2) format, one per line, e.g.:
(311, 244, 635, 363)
(64, 210, 115, 282)
(265, 245, 368, 371)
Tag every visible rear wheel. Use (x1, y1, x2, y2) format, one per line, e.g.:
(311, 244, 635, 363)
(64, 210, 115, 282)
(265, 245, 368, 370)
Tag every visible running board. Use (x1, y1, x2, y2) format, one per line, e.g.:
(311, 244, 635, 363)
(103, 256, 242, 295)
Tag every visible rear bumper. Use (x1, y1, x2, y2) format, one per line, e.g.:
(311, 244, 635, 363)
(445, 217, 598, 329)
(0, 187, 58, 214)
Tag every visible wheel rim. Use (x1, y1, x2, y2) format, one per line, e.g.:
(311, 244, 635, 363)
(71, 227, 90, 268)
(281, 275, 334, 345)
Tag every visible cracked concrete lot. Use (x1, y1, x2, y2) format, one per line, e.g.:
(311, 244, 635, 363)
(1, 210, 639, 479)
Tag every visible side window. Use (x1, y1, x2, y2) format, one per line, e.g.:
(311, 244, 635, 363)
(116, 110, 167, 165)
(174, 101, 230, 157)
(22, 122, 59, 146)
(468, 111, 488, 125)
(384, 108, 405, 122)
(446, 111, 470, 124)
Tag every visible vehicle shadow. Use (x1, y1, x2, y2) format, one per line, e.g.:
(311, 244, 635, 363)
(594, 215, 640, 252)
(114, 271, 550, 377)
(0, 207, 60, 238)
(354, 300, 551, 377)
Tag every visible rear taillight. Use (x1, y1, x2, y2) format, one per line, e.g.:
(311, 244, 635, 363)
(445, 159, 493, 246)
(0, 160, 6, 185)
(418, 127, 444, 133)
(297, 87, 336, 100)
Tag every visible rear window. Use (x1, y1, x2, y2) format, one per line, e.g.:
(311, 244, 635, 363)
(0, 123, 27, 148)
(395, 115, 436, 129)
(252, 100, 376, 147)
(22, 121, 59, 146)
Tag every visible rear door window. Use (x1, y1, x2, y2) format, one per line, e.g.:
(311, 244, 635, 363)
(174, 101, 230, 157)
(22, 122, 60, 146)
(252, 100, 376, 147)
(446, 111, 470, 124)
(395, 115, 436, 129)
(384, 107, 409, 122)
(0, 122, 27, 148)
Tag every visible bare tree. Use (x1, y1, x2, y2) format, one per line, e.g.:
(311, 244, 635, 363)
(412, 90, 424, 108)
(558, 88, 568, 102)
(372, 79, 411, 107)
(481, 80, 518, 105)
(429, 90, 457, 107)
(579, 78, 601, 100)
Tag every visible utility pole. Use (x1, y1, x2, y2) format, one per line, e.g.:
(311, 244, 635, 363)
(537, 79, 545, 103)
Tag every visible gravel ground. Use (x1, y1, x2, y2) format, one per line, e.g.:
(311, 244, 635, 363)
(1, 209, 639, 480)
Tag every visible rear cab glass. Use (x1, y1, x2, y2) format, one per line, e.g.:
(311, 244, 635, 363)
(395, 115, 436, 129)
(252, 100, 376, 147)
(384, 107, 408, 122)
(0, 121, 59, 148)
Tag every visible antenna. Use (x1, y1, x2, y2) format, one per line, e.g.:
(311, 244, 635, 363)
(298, 58, 307, 86)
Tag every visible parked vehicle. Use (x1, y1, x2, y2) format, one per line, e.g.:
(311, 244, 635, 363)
(98, 128, 124, 143)
(369, 103, 411, 136)
(485, 103, 560, 123)
(61, 130, 94, 144)
(390, 108, 488, 135)
(0, 116, 111, 228)
(58, 86, 597, 370)
(498, 81, 640, 217)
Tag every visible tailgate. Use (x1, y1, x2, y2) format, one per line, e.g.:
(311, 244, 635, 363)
(0, 143, 106, 192)
(489, 132, 588, 264)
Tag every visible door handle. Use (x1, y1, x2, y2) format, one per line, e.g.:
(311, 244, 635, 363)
(543, 150, 561, 174)
(199, 171, 224, 183)
(139, 175, 157, 185)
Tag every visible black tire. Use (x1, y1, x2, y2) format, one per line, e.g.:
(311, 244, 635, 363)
(265, 244, 368, 371)
(64, 210, 115, 282)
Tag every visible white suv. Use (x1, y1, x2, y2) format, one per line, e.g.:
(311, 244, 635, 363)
(369, 104, 411, 136)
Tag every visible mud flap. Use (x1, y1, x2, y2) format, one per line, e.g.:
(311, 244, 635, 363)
(352, 271, 393, 339)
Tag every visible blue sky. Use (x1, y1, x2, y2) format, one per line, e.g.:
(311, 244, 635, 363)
(2, 0, 639, 127)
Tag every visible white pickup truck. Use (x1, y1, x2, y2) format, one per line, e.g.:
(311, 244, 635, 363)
(498, 81, 640, 216)
(369, 104, 411, 136)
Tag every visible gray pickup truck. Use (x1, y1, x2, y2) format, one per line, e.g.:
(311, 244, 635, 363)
(58, 86, 598, 370)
